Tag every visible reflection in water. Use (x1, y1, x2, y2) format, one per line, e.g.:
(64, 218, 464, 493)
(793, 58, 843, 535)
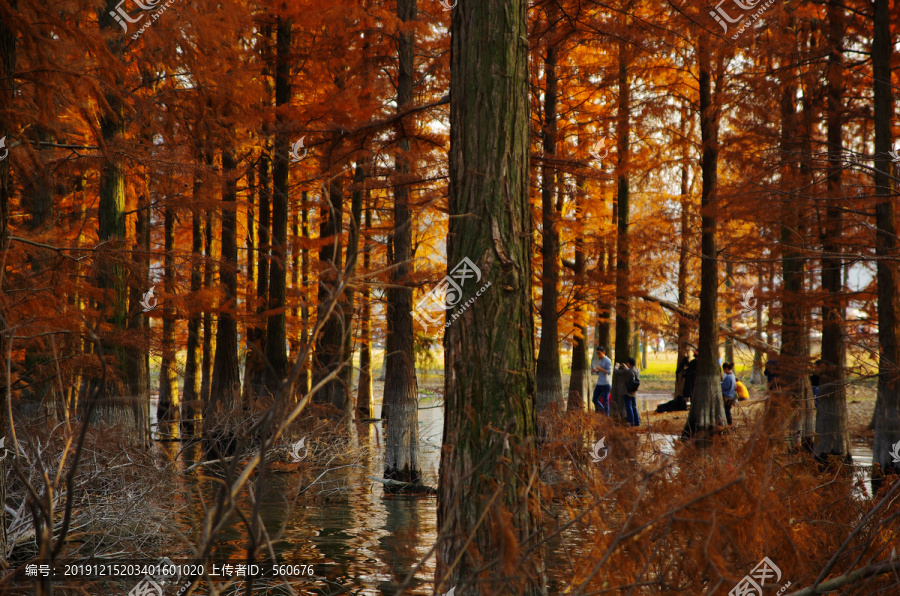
(163, 393, 875, 595)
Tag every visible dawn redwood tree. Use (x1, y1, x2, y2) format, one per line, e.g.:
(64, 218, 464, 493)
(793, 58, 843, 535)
(182, 186, 204, 436)
(311, 174, 347, 409)
(0, 0, 14, 561)
(357, 195, 374, 418)
(535, 6, 564, 413)
(264, 16, 293, 394)
(383, 0, 420, 484)
(567, 173, 589, 411)
(816, 0, 851, 462)
(93, 0, 144, 436)
(676, 108, 693, 368)
(871, 0, 899, 486)
(436, 0, 543, 592)
(682, 32, 726, 440)
(157, 202, 179, 423)
(245, 147, 270, 397)
(125, 191, 150, 445)
(610, 36, 632, 421)
(206, 148, 241, 452)
(777, 48, 814, 449)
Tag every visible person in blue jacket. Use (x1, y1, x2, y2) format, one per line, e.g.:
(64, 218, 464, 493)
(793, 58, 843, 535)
(721, 362, 737, 425)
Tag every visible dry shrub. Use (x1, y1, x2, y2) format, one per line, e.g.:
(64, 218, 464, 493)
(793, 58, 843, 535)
(533, 408, 899, 594)
(4, 420, 184, 584)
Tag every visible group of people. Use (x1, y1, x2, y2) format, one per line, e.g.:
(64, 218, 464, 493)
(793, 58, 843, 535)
(589, 347, 750, 426)
(589, 347, 642, 426)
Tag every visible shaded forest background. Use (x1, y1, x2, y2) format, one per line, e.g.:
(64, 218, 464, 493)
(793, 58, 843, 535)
(1, 0, 900, 594)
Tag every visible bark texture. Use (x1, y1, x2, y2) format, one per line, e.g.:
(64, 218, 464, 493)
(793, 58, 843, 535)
(436, 0, 543, 592)
(682, 32, 726, 439)
(871, 0, 900, 487)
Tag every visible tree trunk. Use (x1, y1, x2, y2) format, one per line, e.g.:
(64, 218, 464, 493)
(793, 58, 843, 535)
(383, 0, 421, 484)
(682, 32, 726, 440)
(125, 192, 150, 447)
(535, 20, 564, 413)
(92, 0, 142, 437)
(206, 149, 241, 454)
(437, 1, 543, 592)
(0, 0, 16, 562)
(244, 149, 270, 398)
(357, 195, 374, 418)
(567, 175, 589, 411)
(816, 0, 851, 462)
(777, 49, 814, 450)
(157, 204, 179, 424)
(311, 177, 348, 409)
(298, 190, 310, 396)
(871, 0, 900, 488)
(264, 18, 293, 393)
(676, 115, 692, 370)
(611, 37, 631, 422)
(182, 187, 203, 437)
(200, 206, 215, 407)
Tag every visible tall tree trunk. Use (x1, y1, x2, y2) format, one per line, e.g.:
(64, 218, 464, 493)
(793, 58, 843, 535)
(182, 183, 203, 437)
(264, 18, 293, 393)
(157, 204, 179, 424)
(200, 207, 214, 407)
(682, 32, 726, 440)
(596, 175, 615, 355)
(245, 149, 271, 397)
(93, 0, 142, 437)
(610, 37, 631, 421)
(778, 52, 814, 450)
(676, 116, 692, 368)
(342, 163, 364, 427)
(871, 0, 900, 488)
(535, 18, 564, 413)
(816, 0, 851, 461)
(567, 175, 589, 411)
(311, 177, 347, 409)
(298, 190, 310, 396)
(206, 149, 241, 454)
(0, 0, 16, 563)
(358, 194, 373, 417)
(437, 1, 543, 592)
(125, 192, 150, 447)
(383, 0, 420, 484)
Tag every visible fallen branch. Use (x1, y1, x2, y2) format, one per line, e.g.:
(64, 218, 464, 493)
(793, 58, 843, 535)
(785, 559, 900, 596)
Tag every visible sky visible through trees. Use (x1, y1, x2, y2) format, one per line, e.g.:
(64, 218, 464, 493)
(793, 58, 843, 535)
(1, 0, 900, 594)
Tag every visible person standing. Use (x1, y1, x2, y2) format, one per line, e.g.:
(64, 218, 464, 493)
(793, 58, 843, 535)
(623, 357, 641, 426)
(590, 346, 613, 415)
(721, 362, 737, 425)
(682, 350, 699, 403)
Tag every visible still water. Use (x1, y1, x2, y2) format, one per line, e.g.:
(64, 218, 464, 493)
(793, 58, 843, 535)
(153, 393, 874, 595)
